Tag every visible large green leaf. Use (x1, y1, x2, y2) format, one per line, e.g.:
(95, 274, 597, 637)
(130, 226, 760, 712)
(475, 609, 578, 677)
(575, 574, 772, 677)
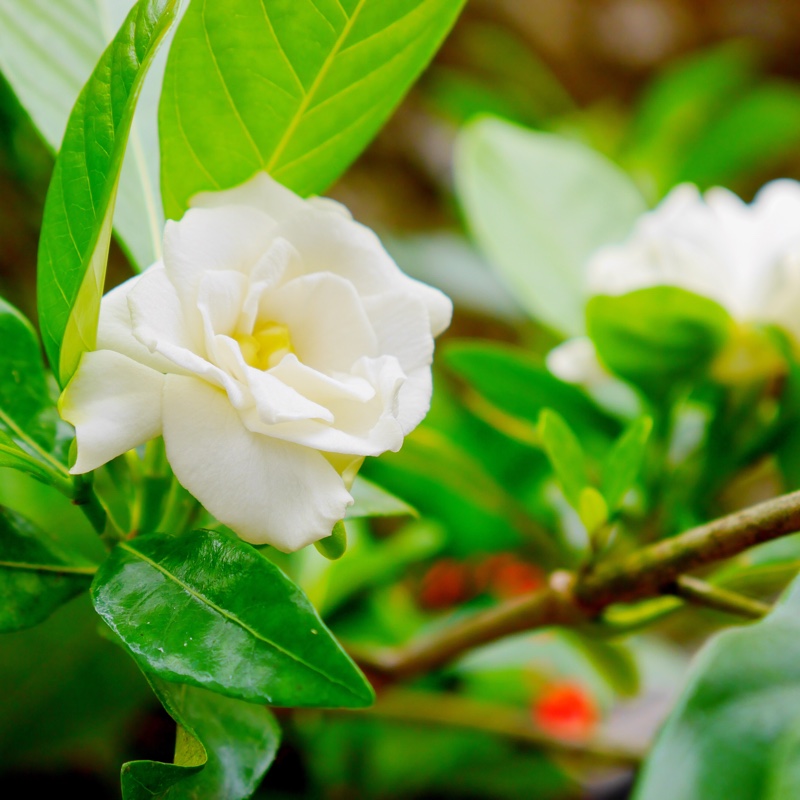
(0, 296, 72, 492)
(92, 528, 374, 707)
(36, 0, 178, 386)
(122, 675, 280, 800)
(0, 506, 95, 632)
(444, 341, 619, 455)
(0, 0, 167, 271)
(587, 286, 733, 400)
(634, 573, 800, 800)
(159, 0, 466, 217)
(455, 117, 647, 336)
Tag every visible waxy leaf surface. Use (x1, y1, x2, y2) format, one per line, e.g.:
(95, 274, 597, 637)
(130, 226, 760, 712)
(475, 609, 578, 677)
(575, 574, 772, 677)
(92, 529, 374, 707)
(0, 297, 71, 491)
(37, 0, 177, 385)
(635, 573, 800, 800)
(0, 506, 94, 632)
(587, 286, 732, 400)
(159, 0, 466, 217)
(123, 674, 280, 800)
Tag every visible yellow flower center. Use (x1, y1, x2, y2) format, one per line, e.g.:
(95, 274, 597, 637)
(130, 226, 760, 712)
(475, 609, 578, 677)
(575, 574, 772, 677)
(235, 321, 294, 370)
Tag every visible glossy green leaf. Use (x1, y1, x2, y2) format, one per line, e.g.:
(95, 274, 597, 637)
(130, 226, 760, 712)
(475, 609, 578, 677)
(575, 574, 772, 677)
(587, 287, 733, 399)
(0, 506, 95, 632)
(602, 417, 653, 512)
(634, 573, 800, 800)
(37, 0, 178, 386)
(347, 476, 417, 520)
(122, 674, 280, 800)
(92, 528, 374, 707)
(0, 296, 72, 492)
(538, 409, 589, 511)
(159, 0, 466, 218)
(314, 519, 348, 561)
(0, 0, 167, 271)
(455, 117, 646, 335)
(444, 341, 619, 454)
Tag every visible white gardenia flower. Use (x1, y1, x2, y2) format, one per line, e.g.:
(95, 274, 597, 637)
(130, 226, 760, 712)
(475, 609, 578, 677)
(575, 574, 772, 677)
(61, 173, 452, 552)
(549, 179, 800, 385)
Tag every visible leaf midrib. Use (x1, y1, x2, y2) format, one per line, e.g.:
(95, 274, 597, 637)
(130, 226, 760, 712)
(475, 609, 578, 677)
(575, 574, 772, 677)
(265, 0, 368, 173)
(118, 541, 363, 700)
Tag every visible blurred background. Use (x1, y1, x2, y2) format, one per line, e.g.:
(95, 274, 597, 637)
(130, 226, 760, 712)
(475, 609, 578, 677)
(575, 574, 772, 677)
(3, 0, 800, 797)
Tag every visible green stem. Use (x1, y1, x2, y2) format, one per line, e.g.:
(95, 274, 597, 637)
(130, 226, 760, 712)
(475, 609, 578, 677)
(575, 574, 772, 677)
(72, 474, 108, 535)
(354, 489, 800, 680)
(669, 575, 770, 619)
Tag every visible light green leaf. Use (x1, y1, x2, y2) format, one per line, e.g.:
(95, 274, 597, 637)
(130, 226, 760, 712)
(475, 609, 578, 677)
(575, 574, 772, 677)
(122, 675, 280, 800)
(602, 417, 652, 512)
(538, 409, 590, 511)
(159, 0, 467, 218)
(0, 505, 95, 632)
(0, 296, 72, 492)
(37, 0, 178, 386)
(0, 0, 168, 270)
(347, 476, 417, 520)
(634, 573, 800, 800)
(455, 117, 646, 335)
(92, 528, 375, 707)
(587, 286, 733, 400)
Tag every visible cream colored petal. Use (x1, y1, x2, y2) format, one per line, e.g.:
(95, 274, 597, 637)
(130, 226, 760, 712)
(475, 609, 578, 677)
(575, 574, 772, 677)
(60, 350, 164, 474)
(162, 375, 352, 551)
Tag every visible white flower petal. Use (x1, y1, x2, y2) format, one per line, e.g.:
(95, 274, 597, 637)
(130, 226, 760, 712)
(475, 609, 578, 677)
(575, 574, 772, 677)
(250, 356, 406, 455)
(162, 375, 352, 551)
(163, 205, 276, 310)
(190, 171, 307, 223)
(61, 350, 164, 473)
(262, 272, 378, 373)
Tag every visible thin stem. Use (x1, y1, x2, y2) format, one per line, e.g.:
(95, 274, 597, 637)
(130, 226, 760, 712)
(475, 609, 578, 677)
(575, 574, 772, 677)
(72, 474, 108, 535)
(0, 560, 97, 575)
(331, 689, 642, 765)
(354, 490, 800, 680)
(669, 575, 770, 620)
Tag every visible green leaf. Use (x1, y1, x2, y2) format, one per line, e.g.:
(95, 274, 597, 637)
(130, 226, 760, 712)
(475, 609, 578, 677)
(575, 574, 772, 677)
(0, 0, 167, 271)
(315, 519, 348, 561)
(37, 0, 178, 386)
(122, 674, 280, 800)
(91, 528, 374, 707)
(764, 719, 800, 800)
(624, 43, 756, 195)
(602, 417, 652, 512)
(0, 506, 95, 632)
(563, 631, 639, 697)
(634, 573, 800, 800)
(677, 83, 800, 189)
(0, 296, 72, 491)
(455, 117, 646, 335)
(159, 0, 466, 218)
(587, 287, 733, 400)
(538, 409, 590, 511)
(347, 476, 417, 520)
(444, 341, 619, 454)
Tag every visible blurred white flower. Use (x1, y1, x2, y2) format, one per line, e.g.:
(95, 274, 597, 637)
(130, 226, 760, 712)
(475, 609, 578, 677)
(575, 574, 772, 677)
(61, 173, 452, 552)
(549, 180, 800, 387)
